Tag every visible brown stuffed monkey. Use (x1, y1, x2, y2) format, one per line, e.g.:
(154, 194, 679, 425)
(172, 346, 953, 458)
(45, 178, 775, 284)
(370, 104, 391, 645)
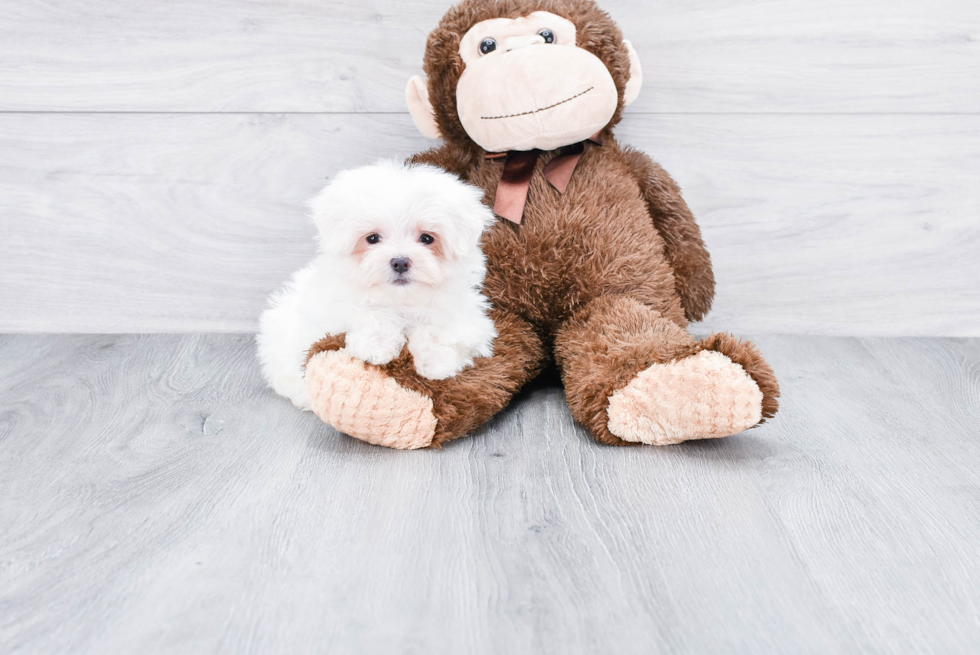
(304, 0, 779, 449)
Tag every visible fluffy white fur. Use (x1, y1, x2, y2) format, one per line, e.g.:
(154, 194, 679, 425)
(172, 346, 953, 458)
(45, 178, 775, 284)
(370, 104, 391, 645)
(257, 160, 498, 410)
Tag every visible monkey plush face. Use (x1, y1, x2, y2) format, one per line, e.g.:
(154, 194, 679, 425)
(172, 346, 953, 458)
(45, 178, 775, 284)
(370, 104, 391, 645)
(454, 11, 617, 152)
(407, 0, 643, 153)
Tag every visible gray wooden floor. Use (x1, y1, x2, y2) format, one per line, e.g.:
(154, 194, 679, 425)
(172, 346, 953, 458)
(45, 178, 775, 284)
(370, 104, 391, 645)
(1, 334, 978, 654)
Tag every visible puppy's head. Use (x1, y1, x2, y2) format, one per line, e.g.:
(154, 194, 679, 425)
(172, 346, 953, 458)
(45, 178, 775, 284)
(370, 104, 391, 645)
(308, 160, 495, 292)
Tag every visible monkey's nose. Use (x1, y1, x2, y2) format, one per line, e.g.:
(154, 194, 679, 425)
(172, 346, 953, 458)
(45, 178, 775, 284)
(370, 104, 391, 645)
(390, 257, 411, 274)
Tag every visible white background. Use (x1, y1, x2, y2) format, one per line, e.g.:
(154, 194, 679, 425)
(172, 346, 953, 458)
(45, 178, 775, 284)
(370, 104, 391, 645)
(1, 0, 978, 335)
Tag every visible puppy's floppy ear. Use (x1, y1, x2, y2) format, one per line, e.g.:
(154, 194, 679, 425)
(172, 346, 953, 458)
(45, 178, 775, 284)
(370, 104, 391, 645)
(307, 177, 355, 255)
(442, 184, 496, 260)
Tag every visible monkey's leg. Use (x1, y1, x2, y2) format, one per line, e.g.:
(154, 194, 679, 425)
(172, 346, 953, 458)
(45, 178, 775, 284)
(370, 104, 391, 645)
(304, 311, 546, 450)
(553, 296, 779, 446)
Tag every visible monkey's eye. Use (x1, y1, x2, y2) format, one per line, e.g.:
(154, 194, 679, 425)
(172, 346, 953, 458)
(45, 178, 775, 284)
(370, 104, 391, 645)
(366, 233, 381, 245)
(479, 38, 497, 55)
(538, 29, 556, 44)
(419, 233, 435, 245)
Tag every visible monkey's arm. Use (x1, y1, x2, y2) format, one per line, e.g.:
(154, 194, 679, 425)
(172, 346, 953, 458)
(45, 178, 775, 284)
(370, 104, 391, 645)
(620, 146, 715, 322)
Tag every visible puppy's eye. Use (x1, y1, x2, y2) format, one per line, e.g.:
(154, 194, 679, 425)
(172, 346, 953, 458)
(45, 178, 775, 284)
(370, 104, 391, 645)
(538, 29, 555, 44)
(365, 234, 381, 245)
(480, 38, 497, 55)
(419, 233, 435, 245)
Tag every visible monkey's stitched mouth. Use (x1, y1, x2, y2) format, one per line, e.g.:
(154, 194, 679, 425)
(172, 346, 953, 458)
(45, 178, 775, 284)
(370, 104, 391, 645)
(480, 87, 595, 120)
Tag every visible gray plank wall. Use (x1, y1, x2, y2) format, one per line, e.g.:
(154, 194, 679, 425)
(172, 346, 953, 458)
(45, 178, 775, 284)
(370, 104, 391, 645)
(1, 0, 978, 335)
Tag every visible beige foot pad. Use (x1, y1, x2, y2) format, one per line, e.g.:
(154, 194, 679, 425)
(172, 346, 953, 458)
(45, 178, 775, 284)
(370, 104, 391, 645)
(607, 350, 763, 446)
(305, 350, 437, 450)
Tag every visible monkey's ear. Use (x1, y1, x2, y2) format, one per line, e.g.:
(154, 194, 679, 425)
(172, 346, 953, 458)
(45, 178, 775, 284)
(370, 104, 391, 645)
(623, 40, 643, 106)
(406, 75, 441, 139)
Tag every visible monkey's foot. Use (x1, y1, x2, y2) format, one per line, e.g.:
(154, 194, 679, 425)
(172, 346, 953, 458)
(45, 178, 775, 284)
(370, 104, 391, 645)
(606, 350, 763, 446)
(306, 350, 437, 450)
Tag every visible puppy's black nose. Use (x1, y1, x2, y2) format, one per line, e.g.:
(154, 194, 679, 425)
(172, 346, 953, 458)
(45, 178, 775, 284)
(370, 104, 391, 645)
(390, 257, 411, 274)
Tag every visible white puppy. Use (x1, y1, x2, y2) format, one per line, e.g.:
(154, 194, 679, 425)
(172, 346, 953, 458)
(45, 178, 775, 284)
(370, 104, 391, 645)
(257, 160, 498, 410)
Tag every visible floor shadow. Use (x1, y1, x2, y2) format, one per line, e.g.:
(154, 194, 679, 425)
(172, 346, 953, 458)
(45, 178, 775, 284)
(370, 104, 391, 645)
(519, 362, 564, 394)
(669, 433, 780, 463)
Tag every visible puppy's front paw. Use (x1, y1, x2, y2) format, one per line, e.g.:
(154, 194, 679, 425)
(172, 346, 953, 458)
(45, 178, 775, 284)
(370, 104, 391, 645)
(344, 330, 406, 366)
(410, 342, 470, 380)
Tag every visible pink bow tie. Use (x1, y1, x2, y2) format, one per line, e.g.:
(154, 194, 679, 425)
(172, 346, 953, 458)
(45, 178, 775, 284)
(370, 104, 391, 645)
(486, 134, 603, 225)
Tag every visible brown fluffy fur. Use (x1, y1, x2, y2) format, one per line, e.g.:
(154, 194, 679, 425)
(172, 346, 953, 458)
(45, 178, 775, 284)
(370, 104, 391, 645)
(619, 147, 715, 321)
(553, 295, 700, 445)
(307, 0, 779, 446)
